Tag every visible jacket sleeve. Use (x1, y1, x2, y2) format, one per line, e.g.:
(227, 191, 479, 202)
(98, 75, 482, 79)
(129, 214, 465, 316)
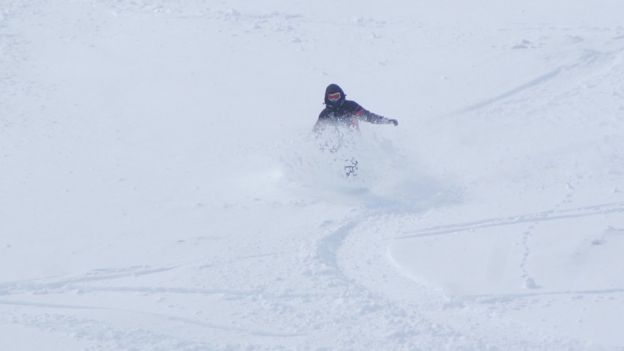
(313, 119, 325, 134)
(313, 110, 329, 134)
(353, 104, 392, 124)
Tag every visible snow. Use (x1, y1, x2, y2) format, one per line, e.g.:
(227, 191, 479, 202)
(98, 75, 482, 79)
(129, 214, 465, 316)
(1, 0, 624, 349)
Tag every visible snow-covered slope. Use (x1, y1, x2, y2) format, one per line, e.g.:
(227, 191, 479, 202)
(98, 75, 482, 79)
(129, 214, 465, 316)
(2, 0, 624, 349)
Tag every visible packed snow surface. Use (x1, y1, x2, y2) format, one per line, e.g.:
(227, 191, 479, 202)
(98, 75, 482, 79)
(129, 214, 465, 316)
(2, 0, 624, 349)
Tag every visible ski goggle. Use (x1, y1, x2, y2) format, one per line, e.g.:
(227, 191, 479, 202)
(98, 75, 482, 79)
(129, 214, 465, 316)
(327, 92, 342, 102)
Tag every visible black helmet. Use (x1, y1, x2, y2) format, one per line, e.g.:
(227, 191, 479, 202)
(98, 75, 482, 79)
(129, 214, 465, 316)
(324, 84, 346, 108)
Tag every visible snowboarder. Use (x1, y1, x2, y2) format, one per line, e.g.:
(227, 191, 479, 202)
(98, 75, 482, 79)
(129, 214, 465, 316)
(313, 84, 398, 177)
(313, 84, 398, 133)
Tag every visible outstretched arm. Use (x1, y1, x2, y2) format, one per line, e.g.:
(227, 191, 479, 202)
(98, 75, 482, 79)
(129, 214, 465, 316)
(354, 106, 398, 126)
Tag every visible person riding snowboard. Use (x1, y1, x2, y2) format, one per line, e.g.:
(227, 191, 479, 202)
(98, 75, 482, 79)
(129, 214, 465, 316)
(313, 83, 398, 133)
(313, 84, 398, 177)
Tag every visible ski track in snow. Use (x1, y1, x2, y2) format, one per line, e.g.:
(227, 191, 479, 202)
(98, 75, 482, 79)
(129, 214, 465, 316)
(396, 201, 624, 239)
(450, 45, 624, 116)
(308, 214, 486, 349)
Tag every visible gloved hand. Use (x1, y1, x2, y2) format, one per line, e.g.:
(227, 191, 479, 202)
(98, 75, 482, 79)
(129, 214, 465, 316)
(388, 119, 398, 126)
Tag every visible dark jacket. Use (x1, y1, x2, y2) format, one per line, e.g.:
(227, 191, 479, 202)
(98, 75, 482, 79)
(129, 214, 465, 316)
(314, 100, 392, 132)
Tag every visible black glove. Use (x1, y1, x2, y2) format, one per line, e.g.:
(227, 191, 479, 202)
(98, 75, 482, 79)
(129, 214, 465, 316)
(388, 119, 398, 126)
